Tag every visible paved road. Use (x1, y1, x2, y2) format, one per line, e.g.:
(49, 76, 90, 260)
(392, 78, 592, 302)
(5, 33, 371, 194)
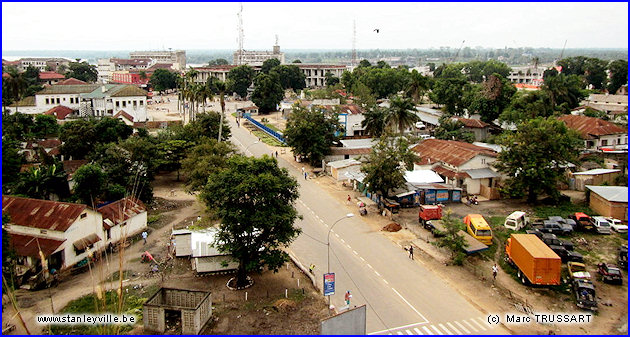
(227, 113, 509, 335)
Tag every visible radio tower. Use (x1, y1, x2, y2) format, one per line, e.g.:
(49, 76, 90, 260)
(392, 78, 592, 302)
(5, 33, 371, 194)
(351, 20, 357, 68)
(236, 3, 244, 65)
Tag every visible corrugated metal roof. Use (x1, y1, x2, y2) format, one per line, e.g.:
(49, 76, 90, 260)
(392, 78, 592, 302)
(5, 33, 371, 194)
(573, 169, 621, 176)
(326, 159, 361, 169)
(2, 196, 87, 231)
(585, 185, 628, 203)
(97, 197, 146, 227)
(453, 117, 489, 128)
(463, 168, 501, 179)
(404, 170, 444, 184)
(56, 78, 87, 85)
(412, 139, 497, 167)
(38, 84, 100, 95)
(39, 71, 65, 80)
(339, 138, 375, 148)
(9, 233, 65, 257)
(329, 147, 371, 156)
(558, 115, 627, 139)
(432, 165, 470, 179)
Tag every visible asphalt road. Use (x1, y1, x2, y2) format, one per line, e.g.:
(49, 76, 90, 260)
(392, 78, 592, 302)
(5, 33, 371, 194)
(227, 113, 509, 335)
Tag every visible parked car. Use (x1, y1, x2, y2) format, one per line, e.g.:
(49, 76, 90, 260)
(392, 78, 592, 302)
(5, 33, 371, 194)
(567, 262, 592, 282)
(590, 216, 612, 234)
(605, 217, 628, 233)
(568, 212, 594, 232)
(504, 211, 530, 231)
(618, 245, 628, 270)
(549, 245, 583, 263)
(597, 263, 623, 284)
(540, 233, 574, 250)
(573, 279, 598, 311)
(548, 216, 577, 230)
(532, 220, 573, 236)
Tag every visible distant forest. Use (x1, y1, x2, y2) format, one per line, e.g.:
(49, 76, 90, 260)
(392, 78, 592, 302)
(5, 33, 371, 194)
(3, 47, 627, 67)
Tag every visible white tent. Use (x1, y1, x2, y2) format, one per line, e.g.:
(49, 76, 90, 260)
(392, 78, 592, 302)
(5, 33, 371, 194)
(404, 170, 444, 184)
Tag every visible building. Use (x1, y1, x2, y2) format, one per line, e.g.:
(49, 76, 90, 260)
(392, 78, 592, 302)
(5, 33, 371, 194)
(38, 71, 66, 86)
(193, 65, 236, 84)
(507, 66, 545, 86)
(295, 64, 346, 88)
(324, 138, 374, 162)
(452, 117, 492, 141)
(97, 197, 147, 246)
(143, 287, 212, 335)
(585, 185, 628, 222)
(31, 84, 100, 113)
(129, 50, 186, 70)
(79, 84, 148, 122)
(411, 139, 501, 196)
(44, 105, 77, 121)
(13, 57, 72, 72)
(326, 159, 362, 181)
(557, 115, 627, 151)
(171, 228, 239, 273)
(585, 94, 628, 113)
(98, 58, 152, 83)
(571, 169, 622, 191)
(234, 43, 284, 66)
(110, 71, 150, 86)
(336, 104, 365, 137)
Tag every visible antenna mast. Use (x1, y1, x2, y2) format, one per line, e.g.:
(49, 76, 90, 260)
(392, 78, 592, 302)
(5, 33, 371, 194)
(351, 20, 357, 67)
(237, 3, 244, 65)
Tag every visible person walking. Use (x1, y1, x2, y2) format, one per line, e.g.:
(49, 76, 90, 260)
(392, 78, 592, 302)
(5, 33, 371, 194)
(347, 195, 351, 204)
(302, 167, 305, 174)
(275, 151, 278, 158)
(309, 264, 315, 274)
(344, 290, 352, 306)
(408, 245, 414, 260)
(142, 231, 148, 245)
(304, 172, 308, 180)
(492, 264, 498, 282)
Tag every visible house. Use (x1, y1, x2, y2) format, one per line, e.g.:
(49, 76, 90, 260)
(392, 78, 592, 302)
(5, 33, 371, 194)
(452, 117, 491, 141)
(37, 138, 62, 158)
(324, 138, 374, 162)
(337, 104, 365, 137)
(114, 110, 135, 126)
(237, 106, 259, 116)
(171, 228, 239, 273)
(44, 105, 77, 121)
(39, 71, 66, 86)
(584, 94, 628, 113)
(411, 139, 501, 196)
(4, 96, 39, 114)
(2, 196, 105, 274)
(326, 159, 362, 181)
(62, 159, 88, 190)
(130, 50, 186, 70)
(571, 169, 622, 191)
(557, 115, 627, 151)
(97, 197, 147, 245)
(585, 185, 627, 222)
(4, 84, 99, 114)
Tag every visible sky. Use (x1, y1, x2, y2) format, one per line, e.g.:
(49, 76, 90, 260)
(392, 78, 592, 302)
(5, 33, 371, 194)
(2, 2, 628, 51)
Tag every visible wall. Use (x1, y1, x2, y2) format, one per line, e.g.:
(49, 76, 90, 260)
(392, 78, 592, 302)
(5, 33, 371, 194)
(589, 193, 628, 222)
(574, 172, 621, 191)
(62, 209, 105, 268)
(193, 255, 239, 273)
(36, 93, 82, 111)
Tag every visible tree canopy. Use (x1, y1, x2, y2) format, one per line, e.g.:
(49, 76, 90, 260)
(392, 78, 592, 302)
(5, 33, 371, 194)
(284, 105, 341, 166)
(200, 155, 301, 288)
(251, 72, 284, 114)
(607, 59, 628, 94)
(65, 61, 98, 83)
(182, 138, 236, 192)
(227, 65, 255, 98)
(149, 69, 179, 92)
(208, 58, 229, 66)
(271, 65, 306, 91)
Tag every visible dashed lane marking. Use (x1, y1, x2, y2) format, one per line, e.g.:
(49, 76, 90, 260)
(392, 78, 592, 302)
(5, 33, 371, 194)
(462, 319, 478, 332)
(413, 328, 423, 335)
(438, 324, 452, 335)
(446, 322, 461, 335)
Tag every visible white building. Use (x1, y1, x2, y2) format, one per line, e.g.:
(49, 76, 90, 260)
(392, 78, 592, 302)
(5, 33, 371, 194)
(295, 64, 346, 88)
(97, 58, 152, 83)
(507, 66, 545, 85)
(79, 84, 148, 122)
(233, 44, 284, 66)
(337, 104, 366, 136)
(129, 50, 186, 70)
(172, 228, 239, 273)
(584, 94, 628, 113)
(193, 65, 236, 84)
(15, 57, 72, 72)
(97, 197, 147, 245)
(558, 114, 628, 151)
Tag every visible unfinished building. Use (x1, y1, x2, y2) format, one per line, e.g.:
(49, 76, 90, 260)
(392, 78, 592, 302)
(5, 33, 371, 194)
(143, 288, 212, 334)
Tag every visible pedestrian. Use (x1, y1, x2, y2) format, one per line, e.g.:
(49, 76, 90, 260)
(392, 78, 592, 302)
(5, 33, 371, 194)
(347, 195, 351, 204)
(309, 264, 315, 274)
(142, 231, 148, 245)
(304, 172, 308, 180)
(492, 264, 498, 281)
(344, 290, 352, 306)
(409, 245, 414, 260)
(275, 151, 278, 158)
(302, 167, 305, 174)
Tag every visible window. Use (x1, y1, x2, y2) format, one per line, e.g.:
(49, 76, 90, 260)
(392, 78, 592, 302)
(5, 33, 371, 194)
(40, 229, 47, 234)
(106, 228, 111, 240)
(46, 98, 50, 104)
(481, 158, 486, 164)
(80, 213, 87, 219)
(56, 98, 60, 104)
(602, 139, 608, 146)
(122, 101, 126, 108)
(116, 101, 120, 108)
(139, 101, 143, 106)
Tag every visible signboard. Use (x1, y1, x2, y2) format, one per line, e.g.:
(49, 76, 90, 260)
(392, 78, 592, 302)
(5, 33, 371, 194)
(451, 190, 461, 202)
(425, 189, 436, 204)
(436, 189, 449, 202)
(323, 273, 335, 296)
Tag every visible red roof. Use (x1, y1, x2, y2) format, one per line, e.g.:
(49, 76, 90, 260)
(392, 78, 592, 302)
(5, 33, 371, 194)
(44, 105, 75, 120)
(2, 196, 88, 232)
(9, 233, 66, 258)
(2, 72, 10, 78)
(453, 117, 489, 128)
(39, 71, 65, 80)
(56, 78, 87, 85)
(114, 110, 134, 122)
(329, 147, 371, 156)
(62, 160, 88, 178)
(339, 104, 363, 115)
(558, 115, 627, 139)
(412, 139, 497, 167)
(98, 197, 146, 229)
(37, 138, 62, 149)
(432, 165, 470, 179)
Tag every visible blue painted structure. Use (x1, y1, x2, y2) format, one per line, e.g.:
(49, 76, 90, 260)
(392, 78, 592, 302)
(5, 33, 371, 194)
(243, 115, 286, 144)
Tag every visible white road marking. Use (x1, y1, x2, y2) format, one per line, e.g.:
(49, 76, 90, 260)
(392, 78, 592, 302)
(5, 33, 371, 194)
(453, 321, 470, 334)
(353, 250, 358, 255)
(367, 264, 373, 269)
(446, 322, 462, 335)
(470, 318, 486, 331)
(383, 279, 389, 285)
(340, 239, 346, 243)
(438, 324, 452, 335)
(391, 288, 429, 322)
(374, 271, 381, 277)
(413, 328, 423, 335)
(462, 320, 478, 332)
(396, 332, 404, 335)
(478, 316, 492, 327)
(368, 322, 428, 335)
(405, 330, 414, 335)
(335, 233, 340, 238)
(429, 325, 443, 335)
(422, 326, 433, 335)
(360, 257, 365, 261)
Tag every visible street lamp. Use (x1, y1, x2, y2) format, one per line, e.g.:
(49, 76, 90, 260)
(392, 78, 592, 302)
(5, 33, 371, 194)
(327, 213, 354, 309)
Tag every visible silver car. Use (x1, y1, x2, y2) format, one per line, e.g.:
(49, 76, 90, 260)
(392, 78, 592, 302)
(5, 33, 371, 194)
(591, 216, 612, 234)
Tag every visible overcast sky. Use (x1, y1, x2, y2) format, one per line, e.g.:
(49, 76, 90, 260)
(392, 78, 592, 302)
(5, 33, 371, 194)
(2, 2, 628, 51)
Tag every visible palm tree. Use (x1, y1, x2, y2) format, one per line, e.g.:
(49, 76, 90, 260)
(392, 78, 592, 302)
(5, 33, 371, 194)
(209, 79, 229, 141)
(405, 70, 429, 104)
(5, 68, 26, 113)
(386, 96, 419, 135)
(361, 105, 388, 137)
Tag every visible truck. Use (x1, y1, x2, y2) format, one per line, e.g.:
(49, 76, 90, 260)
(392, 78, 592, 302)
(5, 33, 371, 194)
(504, 211, 530, 231)
(568, 212, 594, 231)
(504, 234, 561, 285)
(532, 220, 573, 236)
(463, 214, 493, 245)
(418, 205, 442, 225)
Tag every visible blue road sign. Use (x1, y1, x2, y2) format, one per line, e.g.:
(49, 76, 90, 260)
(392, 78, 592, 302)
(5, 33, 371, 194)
(323, 273, 335, 296)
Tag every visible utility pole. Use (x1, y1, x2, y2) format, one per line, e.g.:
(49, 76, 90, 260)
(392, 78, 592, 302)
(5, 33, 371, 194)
(237, 3, 244, 66)
(351, 20, 357, 68)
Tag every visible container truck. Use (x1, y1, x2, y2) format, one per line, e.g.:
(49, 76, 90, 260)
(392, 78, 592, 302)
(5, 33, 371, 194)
(505, 234, 561, 285)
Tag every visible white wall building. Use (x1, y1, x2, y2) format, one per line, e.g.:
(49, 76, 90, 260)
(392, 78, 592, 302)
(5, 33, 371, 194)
(79, 84, 148, 122)
(295, 64, 346, 88)
(97, 198, 147, 245)
(129, 50, 186, 70)
(234, 44, 284, 66)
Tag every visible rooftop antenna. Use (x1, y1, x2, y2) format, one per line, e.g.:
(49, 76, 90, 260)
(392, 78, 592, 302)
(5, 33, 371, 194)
(237, 3, 244, 65)
(275, 34, 279, 46)
(351, 20, 357, 67)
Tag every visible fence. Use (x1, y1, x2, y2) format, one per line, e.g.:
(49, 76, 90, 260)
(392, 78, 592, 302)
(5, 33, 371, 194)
(243, 115, 286, 144)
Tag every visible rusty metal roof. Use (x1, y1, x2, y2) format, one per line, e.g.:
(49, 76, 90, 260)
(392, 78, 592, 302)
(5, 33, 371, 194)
(97, 197, 146, 228)
(453, 117, 490, 128)
(558, 115, 627, 139)
(412, 139, 497, 167)
(3, 196, 88, 232)
(432, 165, 470, 179)
(8, 233, 65, 258)
(329, 147, 371, 156)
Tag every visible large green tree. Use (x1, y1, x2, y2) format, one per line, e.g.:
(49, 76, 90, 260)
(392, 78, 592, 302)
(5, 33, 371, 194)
(207, 58, 229, 66)
(59, 119, 96, 159)
(463, 74, 516, 123)
(430, 64, 468, 114)
(182, 138, 236, 192)
(15, 162, 69, 200)
(227, 65, 255, 98)
(434, 210, 468, 265)
(65, 61, 98, 83)
(149, 69, 179, 92)
(361, 105, 388, 137)
(2, 67, 27, 109)
(73, 163, 107, 205)
(433, 115, 475, 143)
(607, 59, 628, 95)
(251, 72, 284, 114)
(32, 114, 60, 138)
(284, 105, 341, 166)
(200, 155, 301, 288)
(494, 117, 582, 204)
(2, 139, 23, 193)
(361, 134, 419, 197)
(386, 96, 419, 134)
(542, 70, 587, 112)
(156, 140, 193, 181)
(93, 117, 133, 144)
(261, 58, 281, 74)
(405, 70, 429, 103)
(271, 65, 306, 91)
(499, 90, 554, 125)
(2, 112, 35, 141)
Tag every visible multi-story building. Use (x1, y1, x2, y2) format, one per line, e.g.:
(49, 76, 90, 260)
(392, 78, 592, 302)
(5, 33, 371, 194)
(97, 58, 152, 83)
(79, 84, 148, 122)
(233, 44, 285, 66)
(295, 64, 346, 88)
(15, 57, 72, 72)
(129, 50, 186, 70)
(193, 65, 236, 84)
(507, 66, 545, 86)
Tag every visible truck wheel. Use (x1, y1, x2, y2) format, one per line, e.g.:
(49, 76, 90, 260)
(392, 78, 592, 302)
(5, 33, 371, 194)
(517, 270, 522, 278)
(520, 274, 528, 285)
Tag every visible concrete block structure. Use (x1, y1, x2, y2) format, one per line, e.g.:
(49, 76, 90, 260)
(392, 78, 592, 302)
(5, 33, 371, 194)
(585, 185, 628, 222)
(143, 288, 212, 334)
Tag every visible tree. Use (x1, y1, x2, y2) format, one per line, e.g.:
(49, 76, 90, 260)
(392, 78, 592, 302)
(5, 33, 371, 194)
(22, 66, 43, 97)
(65, 61, 98, 83)
(433, 210, 468, 265)
(227, 65, 255, 98)
(361, 105, 388, 137)
(292, 59, 302, 63)
(358, 59, 372, 68)
(32, 114, 60, 138)
(208, 58, 229, 66)
(271, 65, 306, 91)
(14, 162, 69, 200)
(2, 215, 16, 288)
(156, 140, 193, 181)
(2, 140, 23, 193)
(360, 134, 419, 197)
(583, 58, 608, 90)
(149, 69, 178, 93)
(207, 78, 230, 141)
(405, 70, 429, 103)
(433, 115, 475, 143)
(73, 163, 107, 205)
(542, 72, 587, 112)
(2, 112, 34, 141)
(463, 74, 516, 123)
(261, 58, 281, 74)
(284, 105, 341, 165)
(494, 117, 582, 204)
(325, 72, 340, 87)
(182, 138, 236, 192)
(607, 59, 628, 94)
(386, 96, 419, 134)
(93, 117, 133, 144)
(200, 155, 301, 288)
(251, 72, 284, 114)
(197, 111, 231, 141)
(499, 90, 554, 125)
(3, 67, 27, 109)
(351, 81, 376, 109)
(429, 64, 468, 114)
(59, 119, 96, 159)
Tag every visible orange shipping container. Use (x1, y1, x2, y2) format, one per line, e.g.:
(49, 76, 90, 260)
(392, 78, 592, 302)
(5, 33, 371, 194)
(505, 234, 561, 285)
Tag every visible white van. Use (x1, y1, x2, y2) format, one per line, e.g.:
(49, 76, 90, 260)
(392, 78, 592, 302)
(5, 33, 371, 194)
(504, 211, 530, 231)
(590, 216, 612, 234)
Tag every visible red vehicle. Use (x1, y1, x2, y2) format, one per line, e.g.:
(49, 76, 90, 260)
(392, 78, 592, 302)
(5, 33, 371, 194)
(418, 205, 442, 226)
(569, 212, 594, 231)
(597, 263, 623, 284)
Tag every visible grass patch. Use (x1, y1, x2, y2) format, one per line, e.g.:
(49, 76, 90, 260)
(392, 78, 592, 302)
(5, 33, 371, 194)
(482, 216, 508, 260)
(534, 202, 595, 219)
(263, 123, 283, 133)
(251, 130, 286, 147)
(106, 270, 134, 282)
(147, 214, 161, 225)
(231, 112, 237, 117)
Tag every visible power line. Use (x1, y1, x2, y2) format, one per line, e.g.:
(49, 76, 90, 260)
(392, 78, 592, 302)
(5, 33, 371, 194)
(299, 230, 328, 246)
